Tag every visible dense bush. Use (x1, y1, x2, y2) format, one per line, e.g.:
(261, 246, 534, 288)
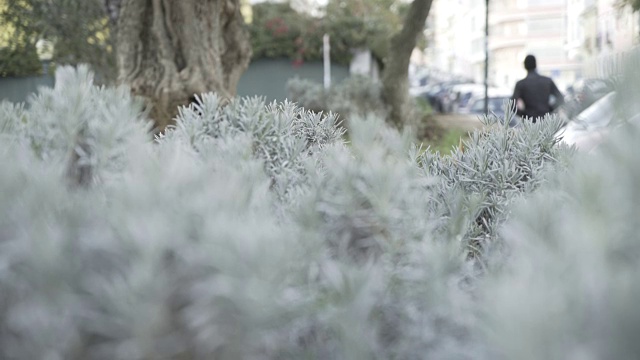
(2, 66, 639, 359)
(249, 3, 324, 64)
(286, 75, 389, 120)
(419, 112, 571, 258)
(286, 76, 444, 142)
(481, 119, 640, 360)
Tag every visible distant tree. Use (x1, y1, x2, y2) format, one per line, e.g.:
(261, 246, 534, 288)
(249, 2, 324, 64)
(621, 0, 640, 11)
(248, 0, 408, 66)
(323, 0, 405, 63)
(381, 0, 433, 128)
(253, 0, 433, 131)
(0, 43, 42, 77)
(0, 0, 114, 79)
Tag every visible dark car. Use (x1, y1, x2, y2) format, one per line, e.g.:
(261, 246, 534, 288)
(427, 81, 467, 113)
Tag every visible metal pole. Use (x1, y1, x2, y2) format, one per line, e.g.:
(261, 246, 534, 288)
(484, 0, 489, 115)
(323, 34, 331, 90)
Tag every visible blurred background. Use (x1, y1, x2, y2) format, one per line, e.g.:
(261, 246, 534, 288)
(1, 0, 638, 143)
(2, 0, 636, 99)
(411, 0, 637, 120)
(2, 2, 640, 357)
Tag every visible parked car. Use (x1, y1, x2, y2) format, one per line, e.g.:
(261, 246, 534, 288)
(558, 91, 618, 152)
(426, 81, 469, 113)
(450, 83, 485, 111)
(561, 78, 615, 119)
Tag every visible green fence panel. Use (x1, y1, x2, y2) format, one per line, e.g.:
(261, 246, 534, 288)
(1, 59, 349, 104)
(0, 75, 55, 103)
(237, 58, 349, 102)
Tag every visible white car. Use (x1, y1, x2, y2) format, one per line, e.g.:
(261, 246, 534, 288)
(558, 91, 640, 152)
(558, 92, 616, 152)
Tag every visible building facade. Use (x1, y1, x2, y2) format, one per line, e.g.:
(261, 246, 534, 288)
(574, 0, 640, 77)
(488, 0, 580, 91)
(425, 0, 485, 82)
(424, 0, 640, 91)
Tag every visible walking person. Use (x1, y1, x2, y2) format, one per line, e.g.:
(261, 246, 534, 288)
(511, 55, 564, 122)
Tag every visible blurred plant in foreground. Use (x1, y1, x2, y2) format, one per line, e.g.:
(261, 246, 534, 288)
(1, 65, 639, 360)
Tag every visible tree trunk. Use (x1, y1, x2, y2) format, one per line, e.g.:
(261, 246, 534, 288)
(381, 0, 433, 128)
(116, 0, 252, 131)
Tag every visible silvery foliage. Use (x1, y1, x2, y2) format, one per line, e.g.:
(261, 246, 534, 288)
(285, 77, 327, 113)
(613, 51, 640, 123)
(162, 101, 480, 358)
(286, 75, 389, 120)
(1, 64, 152, 186)
(419, 107, 573, 259)
(290, 115, 481, 359)
(481, 118, 640, 360)
(0, 67, 333, 359)
(0, 66, 576, 359)
(158, 93, 346, 207)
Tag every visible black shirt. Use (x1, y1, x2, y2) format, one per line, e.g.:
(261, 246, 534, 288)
(512, 71, 564, 121)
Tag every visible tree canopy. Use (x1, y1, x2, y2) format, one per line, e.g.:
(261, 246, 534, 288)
(0, 0, 114, 79)
(248, 0, 414, 66)
(0, 43, 42, 77)
(249, 2, 325, 64)
(623, 0, 640, 11)
(0, 0, 41, 76)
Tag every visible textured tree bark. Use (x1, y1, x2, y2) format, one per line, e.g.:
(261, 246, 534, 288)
(116, 0, 252, 131)
(381, 0, 433, 128)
